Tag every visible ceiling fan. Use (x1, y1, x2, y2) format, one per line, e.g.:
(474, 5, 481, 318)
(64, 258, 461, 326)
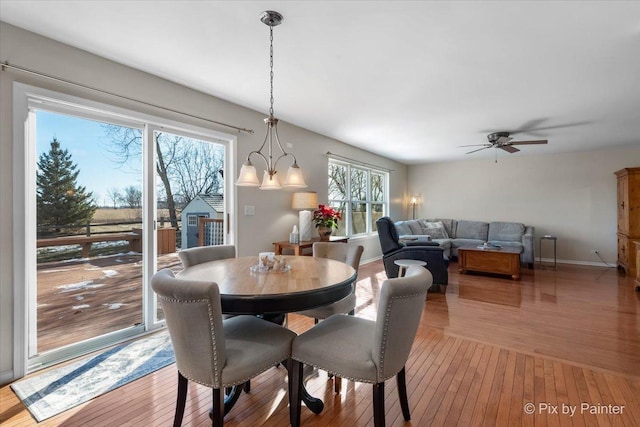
(459, 132, 548, 162)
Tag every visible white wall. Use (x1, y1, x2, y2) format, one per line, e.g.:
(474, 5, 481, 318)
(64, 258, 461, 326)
(0, 22, 407, 382)
(408, 147, 640, 264)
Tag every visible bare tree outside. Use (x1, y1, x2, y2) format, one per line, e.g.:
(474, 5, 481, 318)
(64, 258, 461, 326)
(122, 185, 142, 208)
(328, 161, 387, 236)
(170, 139, 224, 204)
(106, 187, 122, 209)
(329, 163, 348, 235)
(103, 126, 224, 228)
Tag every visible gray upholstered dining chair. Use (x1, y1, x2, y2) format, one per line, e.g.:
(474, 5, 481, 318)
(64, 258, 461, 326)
(297, 242, 364, 321)
(177, 244, 236, 268)
(151, 269, 297, 427)
(290, 265, 431, 427)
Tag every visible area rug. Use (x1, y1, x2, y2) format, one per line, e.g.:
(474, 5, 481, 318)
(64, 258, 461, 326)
(11, 331, 174, 422)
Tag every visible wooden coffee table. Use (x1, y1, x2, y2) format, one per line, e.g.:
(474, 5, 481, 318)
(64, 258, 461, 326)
(458, 246, 522, 280)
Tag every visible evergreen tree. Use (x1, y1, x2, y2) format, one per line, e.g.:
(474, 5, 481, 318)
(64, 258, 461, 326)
(37, 137, 97, 234)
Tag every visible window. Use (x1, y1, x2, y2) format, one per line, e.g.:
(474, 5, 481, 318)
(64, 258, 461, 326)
(328, 160, 388, 237)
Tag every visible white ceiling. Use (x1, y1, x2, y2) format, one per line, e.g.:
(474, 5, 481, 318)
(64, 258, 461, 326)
(1, 1, 639, 164)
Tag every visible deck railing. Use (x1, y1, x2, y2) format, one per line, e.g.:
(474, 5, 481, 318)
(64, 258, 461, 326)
(199, 218, 225, 246)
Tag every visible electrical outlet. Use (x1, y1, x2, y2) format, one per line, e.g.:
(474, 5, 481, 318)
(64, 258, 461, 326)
(591, 249, 599, 254)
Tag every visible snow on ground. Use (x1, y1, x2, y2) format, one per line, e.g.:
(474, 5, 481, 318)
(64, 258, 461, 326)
(41, 268, 74, 273)
(72, 304, 90, 310)
(102, 270, 118, 277)
(103, 303, 127, 309)
(56, 281, 104, 293)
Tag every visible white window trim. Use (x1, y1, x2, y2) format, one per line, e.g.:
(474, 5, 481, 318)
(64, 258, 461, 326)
(12, 82, 238, 377)
(328, 159, 389, 238)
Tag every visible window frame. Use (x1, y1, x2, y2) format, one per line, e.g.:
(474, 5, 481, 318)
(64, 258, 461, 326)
(328, 159, 389, 238)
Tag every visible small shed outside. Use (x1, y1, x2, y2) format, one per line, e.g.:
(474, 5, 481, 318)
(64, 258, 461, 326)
(180, 194, 224, 249)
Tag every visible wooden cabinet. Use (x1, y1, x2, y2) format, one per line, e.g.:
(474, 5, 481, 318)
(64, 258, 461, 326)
(615, 168, 640, 277)
(635, 241, 640, 291)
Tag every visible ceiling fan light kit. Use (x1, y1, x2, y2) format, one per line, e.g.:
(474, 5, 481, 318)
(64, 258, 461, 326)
(458, 131, 548, 162)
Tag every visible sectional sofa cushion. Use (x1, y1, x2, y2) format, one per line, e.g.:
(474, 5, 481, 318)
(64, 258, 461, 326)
(488, 221, 525, 242)
(418, 220, 449, 239)
(455, 220, 489, 240)
(431, 238, 452, 253)
(394, 221, 412, 236)
(427, 218, 456, 238)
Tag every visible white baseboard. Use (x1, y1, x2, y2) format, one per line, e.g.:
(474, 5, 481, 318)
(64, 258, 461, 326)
(360, 255, 382, 265)
(1, 369, 15, 386)
(359, 255, 614, 268)
(536, 257, 614, 268)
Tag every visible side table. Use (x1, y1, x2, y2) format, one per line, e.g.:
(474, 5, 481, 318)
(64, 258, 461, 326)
(273, 237, 348, 256)
(539, 235, 557, 270)
(394, 259, 426, 277)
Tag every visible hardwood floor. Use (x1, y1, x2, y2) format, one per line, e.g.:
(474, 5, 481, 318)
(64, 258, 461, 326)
(2, 260, 639, 426)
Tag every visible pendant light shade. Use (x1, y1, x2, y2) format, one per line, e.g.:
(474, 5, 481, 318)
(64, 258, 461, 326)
(283, 163, 306, 188)
(235, 10, 307, 190)
(236, 161, 260, 186)
(259, 170, 282, 190)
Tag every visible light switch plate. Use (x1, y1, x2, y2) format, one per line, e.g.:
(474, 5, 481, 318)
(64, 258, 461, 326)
(244, 205, 255, 216)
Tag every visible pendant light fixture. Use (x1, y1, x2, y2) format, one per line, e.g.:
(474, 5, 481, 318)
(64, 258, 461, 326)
(236, 10, 307, 190)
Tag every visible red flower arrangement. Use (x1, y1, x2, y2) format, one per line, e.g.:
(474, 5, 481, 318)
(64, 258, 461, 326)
(312, 205, 341, 229)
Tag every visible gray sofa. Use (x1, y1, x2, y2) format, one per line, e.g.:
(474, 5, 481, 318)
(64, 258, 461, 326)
(394, 218, 535, 268)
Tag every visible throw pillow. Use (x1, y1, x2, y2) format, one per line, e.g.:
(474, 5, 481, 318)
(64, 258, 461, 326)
(418, 220, 450, 240)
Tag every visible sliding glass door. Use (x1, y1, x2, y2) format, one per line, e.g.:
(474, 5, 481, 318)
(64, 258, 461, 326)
(14, 83, 235, 374)
(153, 128, 227, 321)
(29, 109, 147, 368)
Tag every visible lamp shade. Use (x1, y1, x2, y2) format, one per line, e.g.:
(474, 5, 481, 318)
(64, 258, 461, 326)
(236, 162, 260, 186)
(259, 170, 282, 190)
(292, 191, 318, 210)
(283, 164, 307, 188)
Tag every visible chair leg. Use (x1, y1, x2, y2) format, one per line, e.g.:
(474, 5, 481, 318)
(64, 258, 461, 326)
(334, 376, 342, 393)
(243, 380, 251, 393)
(373, 382, 385, 427)
(290, 360, 303, 427)
(396, 367, 411, 421)
(212, 388, 224, 427)
(174, 372, 188, 427)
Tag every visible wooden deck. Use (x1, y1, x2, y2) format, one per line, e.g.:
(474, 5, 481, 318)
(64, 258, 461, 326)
(2, 260, 639, 426)
(35, 252, 182, 352)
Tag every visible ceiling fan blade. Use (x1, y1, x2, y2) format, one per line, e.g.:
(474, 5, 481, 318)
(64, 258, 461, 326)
(466, 146, 491, 154)
(510, 140, 548, 145)
(496, 136, 513, 144)
(458, 144, 491, 148)
(500, 145, 520, 153)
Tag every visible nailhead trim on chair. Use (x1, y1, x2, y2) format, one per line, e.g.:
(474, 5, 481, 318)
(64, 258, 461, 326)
(377, 291, 426, 380)
(159, 296, 222, 387)
(161, 295, 291, 389)
(294, 291, 426, 385)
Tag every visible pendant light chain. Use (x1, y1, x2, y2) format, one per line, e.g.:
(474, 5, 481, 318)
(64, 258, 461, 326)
(269, 25, 275, 118)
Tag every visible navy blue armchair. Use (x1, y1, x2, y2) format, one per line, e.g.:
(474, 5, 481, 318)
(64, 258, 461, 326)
(376, 217, 449, 290)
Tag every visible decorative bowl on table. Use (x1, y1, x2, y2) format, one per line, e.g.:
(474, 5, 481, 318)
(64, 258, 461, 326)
(251, 253, 290, 273)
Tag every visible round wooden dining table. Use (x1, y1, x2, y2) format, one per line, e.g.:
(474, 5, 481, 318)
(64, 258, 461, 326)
(176, 255, 357, 415)
(177, 255, 357, 315)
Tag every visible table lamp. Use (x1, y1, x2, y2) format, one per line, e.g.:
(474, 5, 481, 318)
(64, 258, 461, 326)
(292, 191, 318, 241)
